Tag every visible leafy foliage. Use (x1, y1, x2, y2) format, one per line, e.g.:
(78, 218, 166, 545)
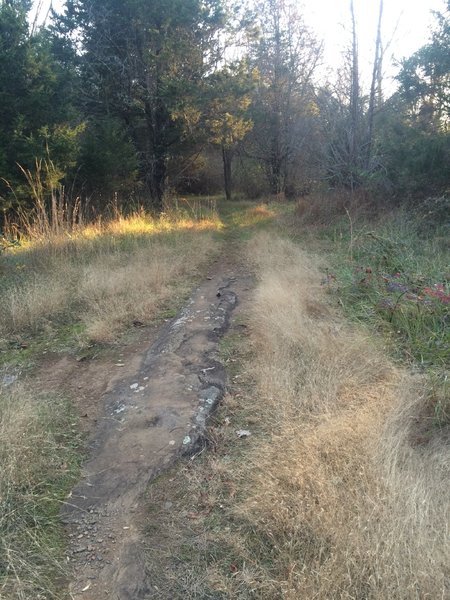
(1, 0, 450, 216)
(0, 2, 81, 213)
(59, 0, 225, 208)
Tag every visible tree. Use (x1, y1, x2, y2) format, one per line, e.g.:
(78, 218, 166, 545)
(377, 1, 450, 198)
(397, 1, 450, 130)
(247, 0, 322, 196)
(366, 0, 384, 170)
(0, 0, 30, 206)
(205, 63, 254, 200)
(60, 0, 225, 210)
(318, 0, 386, 191)
(78, 118, 138, 198)
(0, 1, 81, 213)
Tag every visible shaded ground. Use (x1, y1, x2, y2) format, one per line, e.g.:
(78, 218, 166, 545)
(51, 252, 253, 599)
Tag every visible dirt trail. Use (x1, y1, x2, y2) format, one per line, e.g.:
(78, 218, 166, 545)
(60, 254, 252, 599)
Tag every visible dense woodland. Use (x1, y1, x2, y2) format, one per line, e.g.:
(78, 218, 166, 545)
(1, 0, 450, 219)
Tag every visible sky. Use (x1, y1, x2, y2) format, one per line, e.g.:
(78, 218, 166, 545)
(31, 0, 447, 91)
(302, 0, 447, 89)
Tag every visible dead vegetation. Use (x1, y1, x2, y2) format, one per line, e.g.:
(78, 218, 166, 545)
(239, 234, 449, 598)
(144, 231, 449, 599)
(293, 188, 377, 226)
(0, 209, 221, 344)
(0, 384, 81, 599)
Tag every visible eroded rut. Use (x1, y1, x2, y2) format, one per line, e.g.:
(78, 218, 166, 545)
(62, 261, 250, 599)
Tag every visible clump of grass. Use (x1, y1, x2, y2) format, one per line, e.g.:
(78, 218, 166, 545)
(231, 202, 276, 229)
(313, 207, 449, 422)
(0, 382, 81, 599)
(142, 232, 450, 599)
(78, 233, 217, 342)
(0, 207, 221, 347)
(293, 188, 376, 227)
(238, 234, 448, 597)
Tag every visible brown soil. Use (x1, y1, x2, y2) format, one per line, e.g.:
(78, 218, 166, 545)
(33, 253, 253, 599)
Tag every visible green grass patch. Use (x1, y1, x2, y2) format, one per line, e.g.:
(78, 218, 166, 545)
(326, 215, 448, 364)
(308, 208, 449, 424)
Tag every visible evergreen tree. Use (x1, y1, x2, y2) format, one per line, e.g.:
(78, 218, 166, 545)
(379, 2, 450, 198)
(397, 2, 450, 130)
(61, 0, 225, 209)
(205, 62, 255, 200)
(0, 1, 81, 212)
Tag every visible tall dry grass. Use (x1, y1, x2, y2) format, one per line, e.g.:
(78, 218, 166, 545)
(0, 209, 221, 343)
(0, 383, 81, 599)
(220, 232, 449, 599)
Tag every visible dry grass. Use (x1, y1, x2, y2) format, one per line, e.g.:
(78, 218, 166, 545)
(0, 382, 81, 599)
(233, 203, 276, 228)
(143, 231, 449, 599)
(236, 233, 450, 598)
(293, 188, 376, 227)
(0, 206, 221, 598)
(0, 210, 221, 344)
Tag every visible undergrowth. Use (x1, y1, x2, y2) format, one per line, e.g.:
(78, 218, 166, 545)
(293, 194, 449, 425)
(0, 203, 222, 357)
(327, 215, 448, 367)
(0, 195, 224, 598)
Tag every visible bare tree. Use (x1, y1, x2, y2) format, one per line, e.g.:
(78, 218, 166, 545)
(348, 0, 360, 190)
(366, 0, 384, 170)
(247, 0, 322, 196)
(319, 0, 386, 190)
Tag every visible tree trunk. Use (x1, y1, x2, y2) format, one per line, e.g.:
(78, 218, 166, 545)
(366, 0, 384, 170)
(349, 0, 360, 190)
(149, 154, 166, 212)
(144, 79, 167, 212)
(222, 146, 233, 201)
(269, 156, 282, 195)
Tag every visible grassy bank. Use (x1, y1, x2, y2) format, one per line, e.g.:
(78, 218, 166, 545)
(1, 206, 221, 351)
(292, 195, 449, 425)
(142, 213, 449, 598)
(1, 196, 448, 598)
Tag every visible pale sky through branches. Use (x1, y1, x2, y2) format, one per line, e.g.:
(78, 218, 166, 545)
(32, 0, 447, 92)
(302, 0, 447, 89)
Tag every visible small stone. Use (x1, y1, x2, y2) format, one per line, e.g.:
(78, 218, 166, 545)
(130, 383, 139, 390)
(236, 430, 252, 438)
(2, 374, 18, 386)
(182, 436, 191, 445)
